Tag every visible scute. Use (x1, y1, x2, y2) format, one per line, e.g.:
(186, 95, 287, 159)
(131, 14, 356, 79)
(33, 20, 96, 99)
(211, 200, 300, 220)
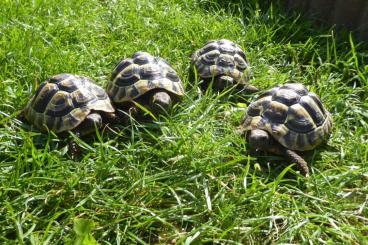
(32, 83, 59, 113)
(58, 77, 80, 93)
(234, 54, 247, 69)
(24, 73, 115, 133)
(198, 41, 219, 56)
(49, 73, 70, 83)
(111, 59, 134, 81)
(284, 104, 316, 134)
(308, 92, 327, 116)
(191, 39, 251, 85)
(283, 83, 308, 96)
(203, 50, 220, 65)
(246, 95, 272, 117)
(263, 101, 288, 124)
(272, 88, 300, 106)
(241, 83, 332, 151)
(45, 91, 75, 117)
(299, 95, 325, 127)
(107, 52, 184, 103)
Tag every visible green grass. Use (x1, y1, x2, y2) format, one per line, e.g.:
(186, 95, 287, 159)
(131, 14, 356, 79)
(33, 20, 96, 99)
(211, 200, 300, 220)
(1, 0, 368, 244)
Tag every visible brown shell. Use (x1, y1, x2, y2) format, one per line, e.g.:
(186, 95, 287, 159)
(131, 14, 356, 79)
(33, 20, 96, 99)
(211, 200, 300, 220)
(241, 83, 333, 151)
(24, 73, 114, 133)
(191, 39, 251, 85)
(107, 51, 185, 103)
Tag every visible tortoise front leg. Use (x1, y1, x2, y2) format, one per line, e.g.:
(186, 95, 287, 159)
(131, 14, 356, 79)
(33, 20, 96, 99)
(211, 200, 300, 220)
(74, 113, 103, 137)
(101, 111, 129, 126)
(128, 105, 140, 118)
(68, 113, 103, 158)
(284, 149, 310, 177)
(68, 131, 81, 159)
(239, 83, 259, 93)
(17, 109, 26, 122)
(269, 144, 310, 177)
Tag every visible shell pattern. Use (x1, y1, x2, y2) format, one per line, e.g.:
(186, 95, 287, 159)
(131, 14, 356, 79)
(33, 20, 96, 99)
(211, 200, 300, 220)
(107, 51, 185, 103)
(24, 73, 115, 133)
(191, 39, 251, 84)
(241, 83, 333, 151)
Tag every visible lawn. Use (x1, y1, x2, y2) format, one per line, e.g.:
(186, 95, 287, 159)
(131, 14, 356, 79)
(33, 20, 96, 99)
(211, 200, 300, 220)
(0, 0, 367, 244)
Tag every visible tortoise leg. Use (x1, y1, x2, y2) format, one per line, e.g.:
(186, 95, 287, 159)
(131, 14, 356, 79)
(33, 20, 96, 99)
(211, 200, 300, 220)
(74, 113, 103, 137)
(128, 105, 140, 118)
(16, 109, 29, 127)
(68, 113, 103, 158)
(68, 131, 81, 159)
(239, 84, 259, 93)
(101, 111, 129, 126)
(284, 149, 310, 177)
(248, 130, 310, 177)
(17, 109, 26, 122)
(269, 144, 310, 177)
(149, 91, 172, 115)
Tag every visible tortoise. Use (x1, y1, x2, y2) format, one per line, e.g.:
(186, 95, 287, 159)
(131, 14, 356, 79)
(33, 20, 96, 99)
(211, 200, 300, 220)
(106, 51, 185, 117)
(191, 39, 258, 92)
(22, 73, 120, 154)
(239, 83, 333, 176)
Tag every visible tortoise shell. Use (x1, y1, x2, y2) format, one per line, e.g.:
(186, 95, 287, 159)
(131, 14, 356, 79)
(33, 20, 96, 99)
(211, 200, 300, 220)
(241, 83, 333, 151)
(191, 39, 251, 85)
(107, 51, 185, 104)
(24, 73, 115, 133)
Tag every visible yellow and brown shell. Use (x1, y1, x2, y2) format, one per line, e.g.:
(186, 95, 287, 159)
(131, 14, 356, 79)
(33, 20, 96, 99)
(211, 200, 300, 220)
(191, 39, 251, 85)
(107, 52, 185, 103)
(241, 83, 333, 151)
(24, 73, 115, 133)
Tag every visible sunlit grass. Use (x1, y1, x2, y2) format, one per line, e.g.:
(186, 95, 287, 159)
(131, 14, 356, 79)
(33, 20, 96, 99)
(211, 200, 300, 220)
(0, 0, 367, 243)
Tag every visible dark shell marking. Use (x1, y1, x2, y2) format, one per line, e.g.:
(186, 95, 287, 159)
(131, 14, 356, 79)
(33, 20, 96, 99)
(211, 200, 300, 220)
(107, 52, 184, 103)
(24, 74, 114, 133)
(191, 39, 250, 84)
(242, 83, 332, 151)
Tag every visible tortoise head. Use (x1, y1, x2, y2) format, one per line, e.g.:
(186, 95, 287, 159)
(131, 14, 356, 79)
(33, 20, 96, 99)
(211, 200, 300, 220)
(213, 75, 235, 90)
(213, 75, 259, 93)
(247, 129, 273, 151)
(247, 129, 286, 156)
(149, 91, 172, 115)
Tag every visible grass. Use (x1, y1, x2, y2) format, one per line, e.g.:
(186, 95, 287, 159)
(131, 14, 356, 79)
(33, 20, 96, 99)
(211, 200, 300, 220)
(1, 0, 368, 243)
